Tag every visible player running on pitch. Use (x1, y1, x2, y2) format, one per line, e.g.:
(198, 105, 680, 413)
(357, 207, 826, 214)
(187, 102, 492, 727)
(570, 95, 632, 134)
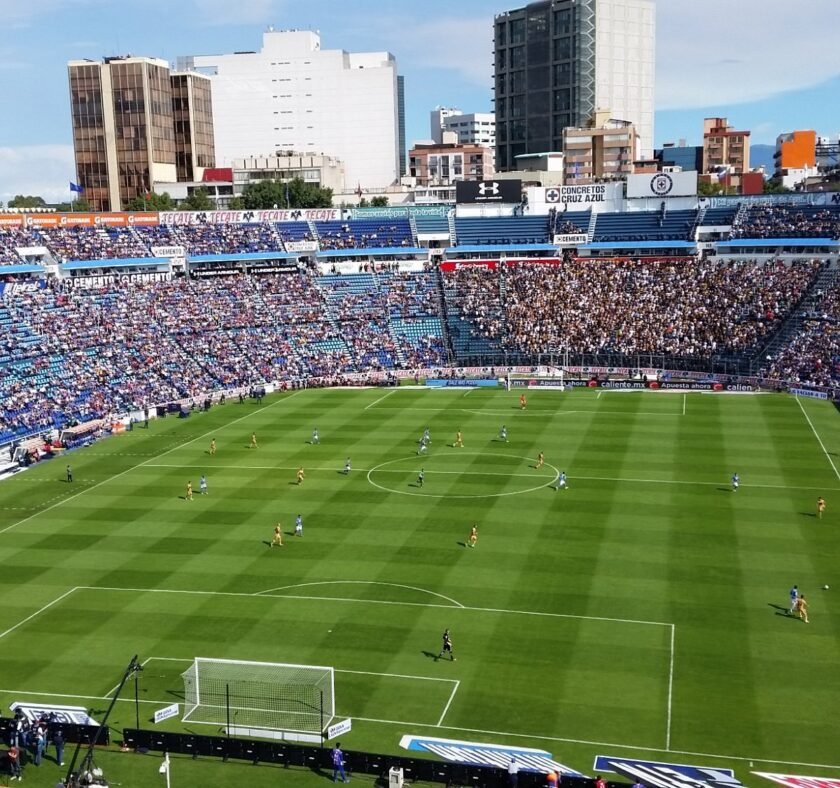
(468, 524, 478, 548)
(199, 475, 208, 495)
(438, 628, 456, 661)
(417, 468, 425, 488)
(312, 427, 320, 445)
(296, 467, 305, 485)
(209, 438, 217, 456)
(519, 394, 527, 410)
(499, 425, 508, 443)
(423, 427, 431, 444)
(554, 471, 567, 491)
(295, 514, 303, 536)
(817, 496, 826, 519)
(185, 481, 193, 501)
(795, 594, 809, 623)
(343, 457, 352, 475)
(250, 432, 258, 449)
(536, 451, 544, 469)
(789, 584, 799, 614)
(417, 434, 429, 455)
(271, 523, 283, 548)
(454, 430, 464, 448)
(731, 472, 739, 492)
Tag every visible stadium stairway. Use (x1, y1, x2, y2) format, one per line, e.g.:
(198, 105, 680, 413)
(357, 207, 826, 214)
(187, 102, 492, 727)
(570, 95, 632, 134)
(447, 211, 457, 246)
(435, 267, 457, 364)
(754, 262, 839, 367)
(587, 210, 598, 241)
(408, 214, 420, 247)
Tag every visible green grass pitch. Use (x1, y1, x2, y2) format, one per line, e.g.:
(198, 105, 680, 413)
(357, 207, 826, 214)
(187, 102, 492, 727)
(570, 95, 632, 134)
(1, 386, 839, 785)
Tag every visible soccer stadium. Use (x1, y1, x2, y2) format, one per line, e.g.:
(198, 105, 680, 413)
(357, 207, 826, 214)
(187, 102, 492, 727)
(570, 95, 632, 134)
(3, 0, 840, 784)
(1, 187, 839, 788)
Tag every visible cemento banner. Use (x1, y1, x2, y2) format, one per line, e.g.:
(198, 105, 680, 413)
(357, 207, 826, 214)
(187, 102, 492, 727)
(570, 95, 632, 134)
(152, 246, 187, 259)
(285, 241, 319, 252)
(626, 171, 698, 199)
(553, 233, 588, 246)
(159, 208, 340, 225)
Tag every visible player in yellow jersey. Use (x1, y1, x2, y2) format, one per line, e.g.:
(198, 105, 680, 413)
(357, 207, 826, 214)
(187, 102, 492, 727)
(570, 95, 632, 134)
(795, 595, 809, 623)
(454, 430, 464, 448)
(209, 438, 217, 456)
(536, 451, 544, 469)
(186, 481, 193, 501)
(250, 432, 258, 449)
(468, 524, 478, 548)
(817, 496, 826, 519)
(519, 393, 527, 410)
(297, 467, 305, 485)
(271, 523, 283, 548)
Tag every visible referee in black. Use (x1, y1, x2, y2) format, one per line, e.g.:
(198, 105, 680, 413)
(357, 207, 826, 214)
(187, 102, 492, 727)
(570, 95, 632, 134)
(438, 629, 455, 661)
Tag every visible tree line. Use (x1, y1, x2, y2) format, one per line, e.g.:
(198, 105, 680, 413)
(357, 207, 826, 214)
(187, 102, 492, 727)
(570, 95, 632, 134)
(3, 178, 388, 212)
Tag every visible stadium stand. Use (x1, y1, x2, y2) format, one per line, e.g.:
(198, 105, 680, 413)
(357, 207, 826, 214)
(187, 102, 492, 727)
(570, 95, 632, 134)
(700, 205, 739, 226)
(730, 205, 840, 240)
(413, 213, 451, 237)
(314, 219, 413, 249)
(0, 227, 42, 266)
(36, 225, 152, 262)
(453, 216, 550, 246)
(592, 209, 698, 242)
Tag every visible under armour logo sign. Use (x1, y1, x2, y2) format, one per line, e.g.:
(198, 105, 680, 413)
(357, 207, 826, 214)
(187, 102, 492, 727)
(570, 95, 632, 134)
(478, 182, 500, 196)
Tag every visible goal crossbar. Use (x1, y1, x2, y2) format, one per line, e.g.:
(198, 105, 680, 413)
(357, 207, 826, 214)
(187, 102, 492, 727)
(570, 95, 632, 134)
(181, 657, 335, 735)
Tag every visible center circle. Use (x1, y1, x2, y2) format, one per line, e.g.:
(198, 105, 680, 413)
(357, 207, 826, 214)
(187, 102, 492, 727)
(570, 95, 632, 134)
(365, 452, 559, 499)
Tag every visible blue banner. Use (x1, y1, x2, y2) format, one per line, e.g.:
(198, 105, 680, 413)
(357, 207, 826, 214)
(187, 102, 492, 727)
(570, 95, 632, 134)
(594, 756, 742, 788)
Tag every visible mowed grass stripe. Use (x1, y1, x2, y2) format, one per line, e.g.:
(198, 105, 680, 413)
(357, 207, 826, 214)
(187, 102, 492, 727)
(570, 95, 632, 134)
(0, 388, 838, 769)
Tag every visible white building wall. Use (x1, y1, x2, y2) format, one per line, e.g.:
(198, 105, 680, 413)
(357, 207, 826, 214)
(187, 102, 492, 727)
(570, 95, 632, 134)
(189, 30, 400, 190)
(594, 0, 655, 159)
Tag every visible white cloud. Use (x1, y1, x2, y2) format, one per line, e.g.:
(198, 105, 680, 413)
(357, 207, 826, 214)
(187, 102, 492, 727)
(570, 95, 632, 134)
(0, 145, 76, 206)
(656, 0, 840, 109)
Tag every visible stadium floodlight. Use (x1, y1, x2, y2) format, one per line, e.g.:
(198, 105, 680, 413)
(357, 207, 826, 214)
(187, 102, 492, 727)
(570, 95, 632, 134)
(181, 657, 335, 741)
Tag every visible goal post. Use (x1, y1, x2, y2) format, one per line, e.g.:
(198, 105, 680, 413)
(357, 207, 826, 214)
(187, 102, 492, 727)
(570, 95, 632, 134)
(181, 657, 335, 738)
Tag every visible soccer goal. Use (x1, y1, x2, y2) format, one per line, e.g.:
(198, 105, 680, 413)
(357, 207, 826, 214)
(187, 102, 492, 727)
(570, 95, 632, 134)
(181, 658, 335, 740)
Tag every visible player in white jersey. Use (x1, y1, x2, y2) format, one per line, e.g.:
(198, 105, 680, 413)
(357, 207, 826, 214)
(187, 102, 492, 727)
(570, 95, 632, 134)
(554, 472, 567, 491)
(732, 473, 739, 492)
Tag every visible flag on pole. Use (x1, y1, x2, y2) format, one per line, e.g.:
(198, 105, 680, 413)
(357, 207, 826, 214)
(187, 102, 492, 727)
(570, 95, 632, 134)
(70, 182, 85, 194)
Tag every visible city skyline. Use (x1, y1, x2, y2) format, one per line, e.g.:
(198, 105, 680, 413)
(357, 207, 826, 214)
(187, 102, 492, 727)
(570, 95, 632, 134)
(0, 0, 839, 203)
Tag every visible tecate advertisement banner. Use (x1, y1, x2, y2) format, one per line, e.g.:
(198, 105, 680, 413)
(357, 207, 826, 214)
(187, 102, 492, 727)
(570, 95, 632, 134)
(626, 171, 699, 199)
(456, 179, 522, 204)
(159, 208, 340, 225)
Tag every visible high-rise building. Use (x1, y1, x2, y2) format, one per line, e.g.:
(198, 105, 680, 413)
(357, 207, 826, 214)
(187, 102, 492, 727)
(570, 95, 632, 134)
(179, 29, 402, 190)
(430, 107, 463, 144)
(68, 56, 214, 212)
(494, 0, 655, 172)
(656, 140, 703, 173)
(702, 117, 751, 175)
(563, 110, 638, 184)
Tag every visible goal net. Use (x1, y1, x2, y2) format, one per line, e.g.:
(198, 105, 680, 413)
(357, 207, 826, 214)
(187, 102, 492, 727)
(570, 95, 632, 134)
(181, 657, 335, 735)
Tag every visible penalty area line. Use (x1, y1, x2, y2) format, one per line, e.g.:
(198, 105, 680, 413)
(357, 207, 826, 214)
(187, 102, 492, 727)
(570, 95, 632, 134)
(437, 680, 460, 726)
(364, 389, 399, 410)
(796, 396, 840, 481)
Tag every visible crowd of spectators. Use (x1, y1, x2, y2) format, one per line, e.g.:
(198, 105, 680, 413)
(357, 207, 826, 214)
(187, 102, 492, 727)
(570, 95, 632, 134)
(0, 269, 449, 441)
(731, 205, 840, 240)
(0, 227, 42, 266)
(763, 277, 840, 388)
(448, 259, 820, 358)
(37, 226, 152, 262)
(315, 220, 414, 250)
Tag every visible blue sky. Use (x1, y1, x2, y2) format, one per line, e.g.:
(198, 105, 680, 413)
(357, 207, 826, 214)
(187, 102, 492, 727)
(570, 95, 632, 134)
(0, 0, 838, 203)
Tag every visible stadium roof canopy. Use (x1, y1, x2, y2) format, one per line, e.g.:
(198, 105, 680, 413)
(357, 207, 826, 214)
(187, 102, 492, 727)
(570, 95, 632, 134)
(444, 244, 558, 254)
(188, 251, 301, 262)
(716, 239, 839, 248)
(581, 240, 697, 250)
(316, 247, 427, 258)
(61, 257, 170, 270)
(0, 264, 45, 274)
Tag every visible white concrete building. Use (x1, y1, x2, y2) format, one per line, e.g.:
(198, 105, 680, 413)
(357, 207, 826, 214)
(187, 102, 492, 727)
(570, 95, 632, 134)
(179, 29, 403, 190)
(594, 0, 655, 160)
(431, 108, 496, 168)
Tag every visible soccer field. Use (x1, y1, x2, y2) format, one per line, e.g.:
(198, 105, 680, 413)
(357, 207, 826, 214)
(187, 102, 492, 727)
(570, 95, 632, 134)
(0, 386, 838, 777)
